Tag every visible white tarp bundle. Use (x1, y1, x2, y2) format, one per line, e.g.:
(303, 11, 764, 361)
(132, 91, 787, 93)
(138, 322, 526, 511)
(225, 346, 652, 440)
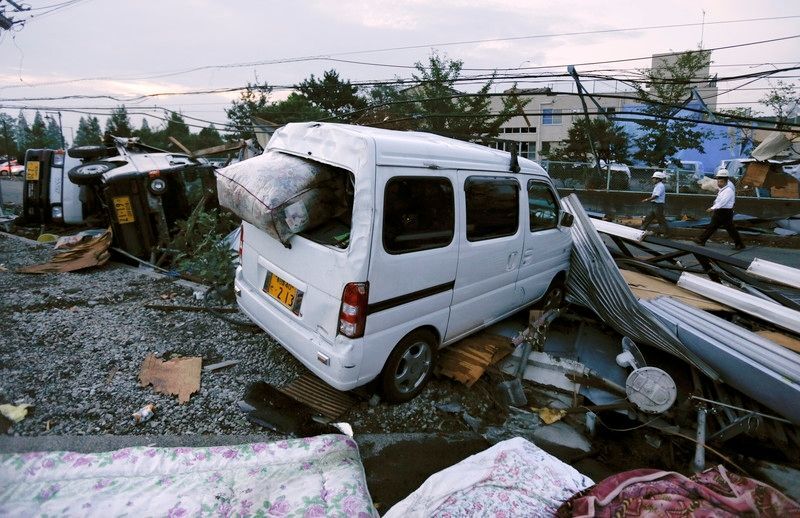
(216, 150, 348, 245)
(384, 437, 593, 517)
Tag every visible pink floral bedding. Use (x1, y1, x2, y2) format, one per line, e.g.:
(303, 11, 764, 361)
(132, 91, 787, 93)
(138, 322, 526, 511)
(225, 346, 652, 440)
(0, 434, 377, 517)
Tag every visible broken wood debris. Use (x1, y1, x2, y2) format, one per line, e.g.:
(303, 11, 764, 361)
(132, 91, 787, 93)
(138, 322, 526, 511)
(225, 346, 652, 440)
(437, 333, 514, 387)
(18, 228, 112, 274)
(138, 354, 201, 404)
(279, 373, 355, 420)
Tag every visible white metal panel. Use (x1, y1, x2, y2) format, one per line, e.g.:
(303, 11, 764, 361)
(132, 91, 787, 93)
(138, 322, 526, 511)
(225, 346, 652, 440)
(746, 258, 800, 290)
(677, 272, 800, 334)
(590, 218, 648, 242)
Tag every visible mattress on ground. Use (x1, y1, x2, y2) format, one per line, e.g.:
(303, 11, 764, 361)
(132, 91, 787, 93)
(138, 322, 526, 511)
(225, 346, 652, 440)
(0, 434, 377, 517)
(384, 437, 593, 517)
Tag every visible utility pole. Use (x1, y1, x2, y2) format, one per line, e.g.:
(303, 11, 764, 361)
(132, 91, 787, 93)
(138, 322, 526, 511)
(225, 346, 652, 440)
(0, 0, 30, 33)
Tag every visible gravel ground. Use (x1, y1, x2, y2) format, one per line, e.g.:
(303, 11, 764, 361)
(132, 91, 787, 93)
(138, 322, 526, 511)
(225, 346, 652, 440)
(0, 232, 501, 439)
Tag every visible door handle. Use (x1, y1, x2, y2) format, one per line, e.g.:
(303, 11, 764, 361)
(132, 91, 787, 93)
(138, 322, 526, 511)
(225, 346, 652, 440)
(506, 251, 519, 270)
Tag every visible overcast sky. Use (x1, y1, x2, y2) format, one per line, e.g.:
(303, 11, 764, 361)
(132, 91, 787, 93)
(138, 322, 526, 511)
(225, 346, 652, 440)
(1, 0, 798, 143)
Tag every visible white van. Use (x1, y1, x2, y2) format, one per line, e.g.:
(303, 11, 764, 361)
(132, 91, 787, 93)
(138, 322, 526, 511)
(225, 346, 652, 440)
(233, 123, 574, 402)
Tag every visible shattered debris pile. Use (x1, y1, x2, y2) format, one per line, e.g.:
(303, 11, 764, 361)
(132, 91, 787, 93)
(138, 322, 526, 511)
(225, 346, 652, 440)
(558, 193, 800, 464)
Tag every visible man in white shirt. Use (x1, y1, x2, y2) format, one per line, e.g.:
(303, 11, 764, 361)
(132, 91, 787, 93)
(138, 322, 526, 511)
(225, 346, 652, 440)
(641, 171, 669, 237)
(695, 170, 745, 250)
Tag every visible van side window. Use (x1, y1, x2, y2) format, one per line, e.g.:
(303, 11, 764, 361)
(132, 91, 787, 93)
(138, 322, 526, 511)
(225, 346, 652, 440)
(383, 177, 455, 254)
(465, 177, 519, 241)
(527, 180, 559, 232)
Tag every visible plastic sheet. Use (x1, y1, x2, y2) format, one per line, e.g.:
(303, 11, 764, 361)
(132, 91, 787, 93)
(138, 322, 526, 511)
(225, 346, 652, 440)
(216, 151, 349, 245)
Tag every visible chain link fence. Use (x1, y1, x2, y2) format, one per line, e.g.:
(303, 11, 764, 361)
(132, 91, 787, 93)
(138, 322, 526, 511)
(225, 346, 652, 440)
(541, 160, 719, 195)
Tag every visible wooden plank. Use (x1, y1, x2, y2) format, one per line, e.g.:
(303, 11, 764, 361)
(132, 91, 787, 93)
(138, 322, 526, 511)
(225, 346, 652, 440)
(620, 269, 729, 311)
(437, 333, 513, 387)
(168, 136, 193, 155)
(194, 141, 245, 157)
(755, 331, 800, 354)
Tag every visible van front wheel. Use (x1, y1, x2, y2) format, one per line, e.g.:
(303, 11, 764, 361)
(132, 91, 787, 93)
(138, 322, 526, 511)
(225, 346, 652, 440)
(381, 330, 436, 403)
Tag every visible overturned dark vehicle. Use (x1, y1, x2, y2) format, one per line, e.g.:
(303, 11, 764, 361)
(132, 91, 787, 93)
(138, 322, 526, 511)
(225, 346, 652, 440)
(67, 137, 218, 261)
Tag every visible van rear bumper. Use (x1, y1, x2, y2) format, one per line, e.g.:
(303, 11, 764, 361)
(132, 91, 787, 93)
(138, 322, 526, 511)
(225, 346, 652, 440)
(234, 267, 365, 391)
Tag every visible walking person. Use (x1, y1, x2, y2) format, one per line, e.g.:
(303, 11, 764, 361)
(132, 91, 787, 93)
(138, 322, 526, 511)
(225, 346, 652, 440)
(641, 171, 669, 237)
(695, 170, 745, 250)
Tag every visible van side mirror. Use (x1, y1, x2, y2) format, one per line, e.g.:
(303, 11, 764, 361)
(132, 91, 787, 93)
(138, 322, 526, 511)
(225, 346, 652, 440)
(560, 212, 574, 227)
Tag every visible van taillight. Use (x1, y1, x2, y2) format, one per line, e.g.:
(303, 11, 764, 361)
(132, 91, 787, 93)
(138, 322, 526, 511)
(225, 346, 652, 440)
(239, 225, 244, 259)
(338, 282, 368, 338)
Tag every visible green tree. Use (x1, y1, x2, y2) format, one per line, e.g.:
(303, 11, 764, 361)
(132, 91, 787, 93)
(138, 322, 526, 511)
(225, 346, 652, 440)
(134, 118, 154, 144)
(196, 124, 224, 150)
(164, 111, 193, 149)
(297, 69, 367, 121)
(44, 116, 63, 148)
(74, 116, 103, 146)
(28, 111, 49, 149)
(392, 52, 521, 142)
(631, 50, 713, 165)
(14, 111, 30, 157)
(549, 117, 630, 163)
(0, 113, 17, 160)
(105, 105, 133, 137)
(225, 83, 327, 141)
(759, 80, 799, 128)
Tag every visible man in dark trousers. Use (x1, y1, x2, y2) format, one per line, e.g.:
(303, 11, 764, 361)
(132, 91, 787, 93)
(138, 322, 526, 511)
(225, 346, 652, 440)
(641, 171, 669, 237)
(695, 170, 745, 250)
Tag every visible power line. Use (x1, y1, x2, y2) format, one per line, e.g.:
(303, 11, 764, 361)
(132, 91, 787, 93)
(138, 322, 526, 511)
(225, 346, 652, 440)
(2, 21, 798, 90)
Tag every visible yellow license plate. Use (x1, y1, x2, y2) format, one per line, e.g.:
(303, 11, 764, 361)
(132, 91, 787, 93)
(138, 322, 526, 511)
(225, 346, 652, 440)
(112, 196, 136, 224)
(264, 272, 301, 313)
(25, 161, 40, 181)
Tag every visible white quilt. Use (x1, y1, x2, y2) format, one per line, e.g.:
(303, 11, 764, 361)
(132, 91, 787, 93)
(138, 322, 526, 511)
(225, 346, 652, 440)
(0, 434, 377, 517)
(384, 437, 593, 517)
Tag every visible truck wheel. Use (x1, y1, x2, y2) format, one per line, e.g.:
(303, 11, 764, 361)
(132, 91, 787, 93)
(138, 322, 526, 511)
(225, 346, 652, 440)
(68, 146, 111, 160)
(67, 161, 117, 185)
(381, 329, 436, 403)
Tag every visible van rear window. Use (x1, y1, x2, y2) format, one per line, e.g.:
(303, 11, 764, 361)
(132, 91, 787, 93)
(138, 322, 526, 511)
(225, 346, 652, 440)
(383, 177, 454, 254)
(465, 176, 519, 241)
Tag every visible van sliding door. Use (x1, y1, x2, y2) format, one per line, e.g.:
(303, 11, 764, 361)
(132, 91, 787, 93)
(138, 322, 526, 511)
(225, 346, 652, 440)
(445, 173, 525, 343)
(366, 169, 458, 339)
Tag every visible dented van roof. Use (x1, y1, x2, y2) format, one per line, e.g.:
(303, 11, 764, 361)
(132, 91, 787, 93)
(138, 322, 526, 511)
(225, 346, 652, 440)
(267, 122, 549, 177)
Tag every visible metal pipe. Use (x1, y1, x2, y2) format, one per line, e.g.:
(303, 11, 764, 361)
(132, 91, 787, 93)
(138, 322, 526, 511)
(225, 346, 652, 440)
(692, 407, 707, 473)
(689, 395, 792, 424)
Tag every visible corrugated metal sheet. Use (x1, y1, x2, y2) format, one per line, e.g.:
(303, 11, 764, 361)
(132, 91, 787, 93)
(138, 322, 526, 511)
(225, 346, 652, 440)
(642, 296, 800, 424)
(747, 258, 800, 290)
(561, 194, 719, 378)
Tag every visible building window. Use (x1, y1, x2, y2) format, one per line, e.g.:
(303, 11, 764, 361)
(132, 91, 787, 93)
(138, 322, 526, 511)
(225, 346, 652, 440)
(465, 176, 519, 242)
(383, 177, 454, 254)
(542, 108, 562, 125)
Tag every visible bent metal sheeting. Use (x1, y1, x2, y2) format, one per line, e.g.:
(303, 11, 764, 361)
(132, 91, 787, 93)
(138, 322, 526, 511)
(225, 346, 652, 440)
(560, 194, 718, 378)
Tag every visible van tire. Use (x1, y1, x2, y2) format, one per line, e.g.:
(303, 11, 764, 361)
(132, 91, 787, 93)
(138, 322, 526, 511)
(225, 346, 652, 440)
(68, 146, 110, 160)
(538, 280, 565, 312)
(67, 161, 117, 185)
(381, 329, 437, 403)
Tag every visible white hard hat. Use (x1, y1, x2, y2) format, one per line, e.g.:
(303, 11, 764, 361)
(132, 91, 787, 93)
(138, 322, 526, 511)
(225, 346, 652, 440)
(715, 170, 730, 179)
(652, 171, 666, 179)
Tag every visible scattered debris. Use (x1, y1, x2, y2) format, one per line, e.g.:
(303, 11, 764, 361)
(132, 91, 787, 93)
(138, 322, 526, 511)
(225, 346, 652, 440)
(532, 406, 568, 425)
(17, 228, 112, 274)
(138, 354, 202, 403)
(437, 332, 513, 387)
(279, 372, 356, 420)
(0, 403, 32, 423)
(132, 403, 155, 424)
(237, 381, 342, 436)
(54, 229, 107, 250)
(202, 359, 240, 372)
(144, 303, 238, 314)
(620, 269, 728, 311)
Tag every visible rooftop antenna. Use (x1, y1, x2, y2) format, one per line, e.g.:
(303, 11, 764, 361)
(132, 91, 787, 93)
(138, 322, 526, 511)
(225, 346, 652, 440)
(700, 10, 706, 48)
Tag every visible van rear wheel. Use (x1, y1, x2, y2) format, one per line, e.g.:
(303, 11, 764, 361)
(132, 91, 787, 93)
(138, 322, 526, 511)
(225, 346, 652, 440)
(381, 330, 436, 403)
